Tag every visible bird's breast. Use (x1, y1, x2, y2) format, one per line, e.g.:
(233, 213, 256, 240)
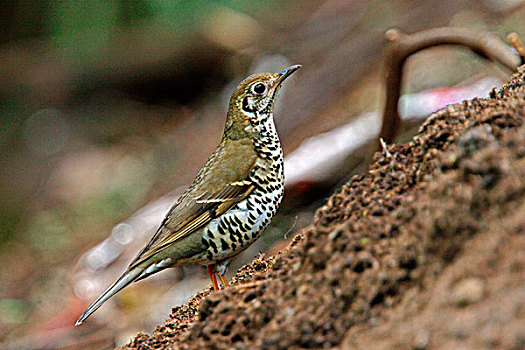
(200, 157, 284, 263)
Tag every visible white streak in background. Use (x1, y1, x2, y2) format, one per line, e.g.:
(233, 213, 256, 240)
(284, 112, 381, 185)
(399, 76, 501, 118)
(111, 223, 134, 245)
(285, 76, 501, 185)
(73, 190, 181, 300)
(85, 239, 122, 271)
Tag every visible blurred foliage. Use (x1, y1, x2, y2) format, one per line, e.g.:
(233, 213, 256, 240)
(0, 0, 279, 244)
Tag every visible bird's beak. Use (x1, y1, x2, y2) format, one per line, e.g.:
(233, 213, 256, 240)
(271, 64, 302, 89)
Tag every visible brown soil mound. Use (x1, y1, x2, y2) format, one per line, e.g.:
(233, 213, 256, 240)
(121, 66, 525, 350)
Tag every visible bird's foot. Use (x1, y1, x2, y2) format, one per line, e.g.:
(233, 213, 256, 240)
(218, 273, 229, 288)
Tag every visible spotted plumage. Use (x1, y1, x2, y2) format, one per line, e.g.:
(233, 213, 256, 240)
(75, 65, 301, 326)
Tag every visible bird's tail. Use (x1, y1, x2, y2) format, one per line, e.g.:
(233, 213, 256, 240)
(75, 267, 142, 326)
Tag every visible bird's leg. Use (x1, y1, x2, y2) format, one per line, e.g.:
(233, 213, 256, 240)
(216, 260, 229, 289)
(207, 265, 219, 291)
(218, 273, 229, 288)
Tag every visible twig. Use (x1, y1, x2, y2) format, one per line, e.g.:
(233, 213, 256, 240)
(379, 27, 522, 146)
(379, 138, 392, 159)
(234, 280, 265, 290)
(507, 32, 525, 65)
(284, 215, 298, 240)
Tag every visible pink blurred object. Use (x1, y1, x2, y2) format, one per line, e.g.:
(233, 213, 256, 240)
(285, 76, 502, 185)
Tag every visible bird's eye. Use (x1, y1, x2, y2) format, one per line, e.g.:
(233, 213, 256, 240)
(252, 83, 266, 94)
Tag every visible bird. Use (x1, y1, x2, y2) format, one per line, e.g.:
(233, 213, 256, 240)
(75, 64, 301, 325)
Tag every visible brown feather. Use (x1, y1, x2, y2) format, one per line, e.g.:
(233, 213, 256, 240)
(128, 138, 258, 268)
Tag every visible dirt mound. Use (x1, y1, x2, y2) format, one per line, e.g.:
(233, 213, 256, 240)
(122, 66, 525, 350)
(345, 125, 525, 349)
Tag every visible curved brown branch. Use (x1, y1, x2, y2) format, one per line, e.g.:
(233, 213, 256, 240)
(507, 32, 525, 64)
(379, 27, 522, 145)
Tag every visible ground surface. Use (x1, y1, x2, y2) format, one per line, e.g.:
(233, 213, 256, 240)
(121, 66, 525, 350)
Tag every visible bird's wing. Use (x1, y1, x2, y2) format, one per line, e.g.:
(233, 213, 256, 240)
(128, 178, 255, 268)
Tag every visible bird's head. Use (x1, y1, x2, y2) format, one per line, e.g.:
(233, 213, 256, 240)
(224, 65, 301, 139)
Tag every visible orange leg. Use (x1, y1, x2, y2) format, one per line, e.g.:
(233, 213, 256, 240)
(218, 273, 229, 288)
(207, 265, 219, 291)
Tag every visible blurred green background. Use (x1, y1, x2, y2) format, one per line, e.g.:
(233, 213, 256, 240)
(1, 0, 524, 348)
(1, 0, 283, 251)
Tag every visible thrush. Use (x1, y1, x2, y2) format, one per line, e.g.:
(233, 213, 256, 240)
(75, 64, 301, 325)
